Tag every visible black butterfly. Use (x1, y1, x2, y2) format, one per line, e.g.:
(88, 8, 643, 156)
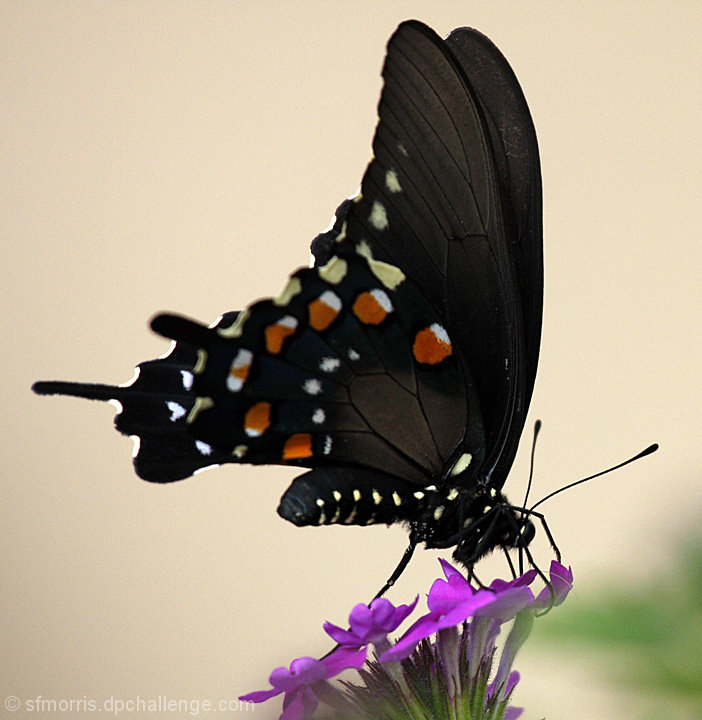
(33, 20, 543, 583)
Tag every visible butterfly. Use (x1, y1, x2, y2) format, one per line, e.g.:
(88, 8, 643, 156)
(33, 20, 543, 583)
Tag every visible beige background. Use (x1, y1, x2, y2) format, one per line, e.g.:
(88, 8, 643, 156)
(3, 2, 700, 719)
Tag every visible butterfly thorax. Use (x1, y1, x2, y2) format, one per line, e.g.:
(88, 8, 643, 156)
(408, 482, 534, 568)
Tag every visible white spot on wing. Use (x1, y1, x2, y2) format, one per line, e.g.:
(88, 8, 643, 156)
(195, 440, 213, 456)
(181, 370, 194, 390)
(347, 348, 360, 361)
(166, 401, 186, 422)
(319, 357, 340, 373)
(303, 379, 322, 395)
(312, 408, 325, 424)
(318, 289, 342, 312)
(429, 323, 451, 346)
(368, 288, 393, 313)
(119, 366, 141, 388)
(323, 435, 332, 455)
(109, 399, 124, 414)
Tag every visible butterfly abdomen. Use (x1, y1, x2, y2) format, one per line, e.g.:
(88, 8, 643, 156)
(278, 467, 436, 528)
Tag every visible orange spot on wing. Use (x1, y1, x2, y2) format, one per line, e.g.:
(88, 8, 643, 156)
(413, 326, 452, 365)
(352, 291, 388, 325)
(230, 363, 250, 382)
(283, 433, 313, 460)
(309, 298, 340, 331)
(265, 321, 296, 354)
(244, 402, 271, 437)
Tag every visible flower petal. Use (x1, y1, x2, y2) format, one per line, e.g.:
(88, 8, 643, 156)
(322, 646, 367, 677)
(534, 561, 574, 608)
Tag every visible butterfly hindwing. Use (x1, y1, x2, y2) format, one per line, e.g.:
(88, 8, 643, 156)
(154, 250, 468, 487)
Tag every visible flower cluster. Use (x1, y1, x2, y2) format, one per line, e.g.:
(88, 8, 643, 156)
(241, 560, 573, 720)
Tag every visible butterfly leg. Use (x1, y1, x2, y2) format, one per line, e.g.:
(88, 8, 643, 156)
(373, 539, 417, 600)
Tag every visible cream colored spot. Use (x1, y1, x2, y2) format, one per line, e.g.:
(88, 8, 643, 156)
(446, 488, 459, 501)
(392, 491, 402, 507)
(385, 169, 402, 193)
(355, 240, 374, 261)
(413, 491, 425, 500)
(332, 490, 342, 502)
(274, 276, 302, 306)
(217, 309, 249, 338)
(450, 453, 473, 476)
(316, 498, 326, 525)
(193, 348, 208, 375)
(319, 256, 348, 284)
(372, 489, 382, 505)
(353, 489, 361, 502)
(434, 506, 444, 521)
(368, 258, 405, 290)
(187, 396, 214, 424)
(369, 201, 388, 231)
(233, 445, 248, 458)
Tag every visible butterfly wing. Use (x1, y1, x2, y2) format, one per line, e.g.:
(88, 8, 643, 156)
(313, 21, 542, 491)
(33, 312, 241, 482)
(33, 21, 542, 544)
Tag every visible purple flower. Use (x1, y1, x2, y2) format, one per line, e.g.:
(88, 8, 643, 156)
(533, 560, 574, 609)
(240, 647, 365, 720)
(324, 596, 418, 654)
(380, 559, 536, 662)
(491, 561, 573, 692)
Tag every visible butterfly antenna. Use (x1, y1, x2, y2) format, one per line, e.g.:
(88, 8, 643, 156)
(529, 443, 659, 512)
(522, 419, 542, 510)
(517, 419, 542, 574)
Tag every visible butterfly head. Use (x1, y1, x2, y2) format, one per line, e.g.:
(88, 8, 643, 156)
(429, 486, 537, 569)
